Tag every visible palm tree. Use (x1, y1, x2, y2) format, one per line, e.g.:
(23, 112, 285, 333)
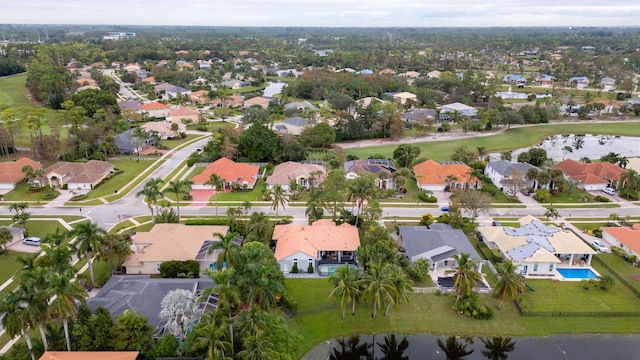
(476, 146, 488, 161)
(305, 189, 324, 224)
(493, 260, 525, 310)
(620, 169, 640, 199)
(237, 334, 275, 360)
(361, 262, 396, 318)
(544, 207, 560, 224)
(526, 167, 539, 190)
(71, 221, 106, 286)
(48, 273, 88, 351)
(190, 314, 232, 360)
(37, 241, 74, 276)
(389, 266, 413, 315)
(0, 227, 13, 253)
(328, 264, 362, 319)
(0, 290, 37, 360)
(159, 289, 202, 341)
(205, 173, 224, 216)
(241, 201, 252, 216)
(15, 281, 50, 352)
(451, 253, 482, 302)
(209, 231, 240, 270)
(346, 173, 378, 227)
(481, 337, 516, 360)
(166, 179, 193, 222)
(136, 178, 164, 223)
(270, 184, 287, 222)
(202, 269, 241, 355)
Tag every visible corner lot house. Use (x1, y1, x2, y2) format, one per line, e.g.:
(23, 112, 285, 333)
(192, 157, 260, 190)
(266, 161, 326, 190)
(399, 224, 481, 275)
(477, 216, 596, 276)
(273, 220, 360, 274)
(413, 159, 481, 191)
(554, 159, 626, 190)
(601, 225, 640, 258)
(45, 160, 114, 191)
(0, 157, 42, 190)
(123, 224, 229, 275)
(484, 160, 538, 194)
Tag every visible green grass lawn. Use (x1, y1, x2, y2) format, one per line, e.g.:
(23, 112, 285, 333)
(215, 180, 265, 202)
(344, 122, 640, 160)
(161, 134, 201, 149)
(107, 220, 136, 234)
(2, 182, 61, 202)
(597, 253, 640, 292)
(0, 250, 29, 285)
(25, 220, 69, 238)
(187, 121, 234, 132)
(79, 159, 155, 199)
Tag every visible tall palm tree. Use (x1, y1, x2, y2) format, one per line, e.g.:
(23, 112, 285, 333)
(48, 273, 88, 351)
(166, 179, 193, 223)
(205, 173, 224, 216)
(270, 184, 287, 222)
(16, 281, 50, 352)
(389, 266, 413, 315)
(328, 264, 362, 319)
(202, 269, 241, 355)
(620, 169, 640, 198)
(190, 313, 232, 360)
(136, 178, 164, 223)
(37, 241, 74, 276)
(71, 221, 106, 286)
(209, 231, 240, 270)
(0, 227, 13, 253)
(0, 290, 37, 360)
(346, 173, 378, 227)
(544, 207, 560, 224)
(237, 334, 275, 360)
(361, 262, 396, 318)
(451, 253, 482, 302)
(493, 260, 525, 310)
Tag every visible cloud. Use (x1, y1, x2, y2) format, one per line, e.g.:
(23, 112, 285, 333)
(2, 1, 640, 26)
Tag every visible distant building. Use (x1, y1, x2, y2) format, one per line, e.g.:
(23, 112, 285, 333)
(103, 32, 135, 40)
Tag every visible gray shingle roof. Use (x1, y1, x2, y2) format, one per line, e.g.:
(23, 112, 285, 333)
(486, 160, 537, 176)
(503, 219, 562, 261)
(282, 116, 308, 127)
(399, 225, 480, 262)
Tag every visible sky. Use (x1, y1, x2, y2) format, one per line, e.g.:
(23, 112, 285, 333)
(2, 1, 640, 27)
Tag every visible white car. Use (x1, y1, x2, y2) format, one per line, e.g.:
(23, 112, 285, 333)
(603, 187, 615, 195)
(592, 240, 608, 252)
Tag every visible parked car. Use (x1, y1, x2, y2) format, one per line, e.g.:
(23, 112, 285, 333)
(440, 206, 449, 212)
(22, 237, 41, 246)
(196, 146, 204, 152)
(603, 187, 616, 195)
(521, 189, 531, 196)
(492, 221, 502, 227)
(592, 240, 608, 252)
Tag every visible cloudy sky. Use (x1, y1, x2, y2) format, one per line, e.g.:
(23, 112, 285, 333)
(2, 1, 640, 27)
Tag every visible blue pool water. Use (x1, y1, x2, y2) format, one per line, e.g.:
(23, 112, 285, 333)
(318, 264, 358, 276)
(557, 268, 598, 279)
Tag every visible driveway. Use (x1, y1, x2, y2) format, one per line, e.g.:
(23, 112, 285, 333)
(7, 240, 42, 253)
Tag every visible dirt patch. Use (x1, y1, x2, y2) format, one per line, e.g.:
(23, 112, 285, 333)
(627, 274, 640, 282)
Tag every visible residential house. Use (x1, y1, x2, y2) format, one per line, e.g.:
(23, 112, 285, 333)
(0, 157, 42, 190)
(413, 159, 481, 191)
(344, 159, 396, 190)
(397, 71, 420, 79)
(1, 226, 25, 244)
(568, 76, 590, 88)
(221, 79, 252, 90)
(212, 94, 244, 108)
(114, 128, 154, 154)
(554, 159, 626, 190)
(166, 86, 191, 99)
(386, 91, 418, 105)
(379, 68, 395, 75)
(477, 216, 596, 276)
(45, 160, 114, 191)
(142, 76, 156, 84)
(118, 100, 142, 113)
(601, 225, 640, 258)
(273, 116, 308, 136)
(40, 352, 139, 360)
(189, 89, 211, 105)
(123, 224, 229, 275)
(503, 74, 526, 85)
(484, 160, 538, 195)
(284, 101, 318, 112)
(266, 161, 326, 190)
(355, 97, 388, 109)
(272, 219, 360, 274)
(600, 77, 616, 91)
(198, 61, 212, 70)
(154, 83, 190, 99)
(427, 70, 441, 79)
(243, 96, 272, 109)
(399, 224, 482, 275)
(441, 102, 477, 118)
(402, 109, 437, 126)
(192, 157, 260, 190)
(536, 74, 553, 86)
(169, 107, 200, 124)
(138, 102, 171, 119)
(140, 121, 186, 140)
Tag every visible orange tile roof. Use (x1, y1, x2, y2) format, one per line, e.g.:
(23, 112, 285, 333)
(0, 158, 42, 183)
(273, 220, 360, 261)
(243, 96, 270, 106)
(413, 159, 479, 187)
(192, 157, 259, 187)
(139, 102, 170, 111)
(266, 162, 326, 186)
(602, 226, 640, 255)
(40, 351, 139, 360)
(142, 76, 155, 83)
(169, 108, 199, 116)
(554, 159, 626, 184)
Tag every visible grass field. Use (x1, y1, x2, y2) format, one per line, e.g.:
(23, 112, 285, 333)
(0, 250, 29, 285)
(25, 219, 70, 238)
(597, 253, 640, 292)
(343, 122, 640, 160)
(79, 159, 156, 199)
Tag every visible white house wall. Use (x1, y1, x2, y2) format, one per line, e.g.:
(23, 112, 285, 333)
(517, 261, 556, 276)
(279, 251, 315, 273)
(418, 184, 446, 191)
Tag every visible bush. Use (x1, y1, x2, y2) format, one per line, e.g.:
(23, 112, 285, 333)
(418, 192, 437, 202)
(599, 274, 615, 290)
(291, 262, 299, 273)
(42, 191, 58, 200)
(159, 260, 200, 278)
(437, 214, 450, 224)
(596, 195, 610, 202)
(406, 258, 429, 281)
(70, 194, 89, 201)
(307, 262, 314, 273)
(534, 189, 550, 203)
(196, 124, 209, 132)
(185, 219, 229, 225)
(279, 294, 298, 314)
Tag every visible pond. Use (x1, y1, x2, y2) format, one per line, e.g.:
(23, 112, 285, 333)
(263, 81, 286, 97)
(310, 333, 640, 360)
(490, 134, 640, 162)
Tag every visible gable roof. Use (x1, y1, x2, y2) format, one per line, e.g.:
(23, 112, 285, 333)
(283, 100, 318, 111)
(554, 159, 626, 184)
(45, 160, 114, 185)
(266, 162, 326, 186)
(399, 224, 480, 262)
(0, 157, 42, 184)
(192, 157, 259, 186)
(486, 160, 537, 177)
(602, 226, 640, 255)
(118, 100, 142, 111)
(140, 121, 186, 135)
(139, 102, 170, 111)
(402, 108, 437, 121)
(441, 102, 476, 112)
(281, 116, 308, 127)
(273, 220, 360, 261)
(413, 159, 479, 187)
(169, 107, 199, 117)
(40, 352, 139, 360)
(243, 96, 271, 107)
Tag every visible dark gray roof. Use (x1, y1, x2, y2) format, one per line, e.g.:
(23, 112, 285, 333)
(282, 116, 308, 127)
(88, 275, 214, 327)
(486, 160, 537, 177)
(118, 100, 142, 111)
(399, 225, 480, 262)
(2, 226, 25, 237)
(114, 128, 134, 152)
(402, 109, 437, 122)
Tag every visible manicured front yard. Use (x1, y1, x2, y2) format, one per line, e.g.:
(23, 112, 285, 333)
(3, 182, 60, 202)
(215, 179, 266, 202)
(0, 250, 30, 285)
(79, 159, 156, 199)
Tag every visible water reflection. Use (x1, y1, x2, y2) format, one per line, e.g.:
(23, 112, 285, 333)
(437, 336, 474, 359)
(481, 337, 515, 360)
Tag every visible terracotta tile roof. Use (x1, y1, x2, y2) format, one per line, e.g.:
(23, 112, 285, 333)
(142, 76, 155, 83)
(273, 220, 360, 261)
(169, 108, 199, 117)
(192, 157, 259, 187)
(45, 160, 114, 185)
(123, 224, 228, 266)
(0, 157, 42, 183)
(602, 226, 640, 255)
(266, 162, 326, 186)
(243, 96, 271, 106)
(554, 159, 626, 184)
(139, 102, 170, 111)
(413, 159, 480, 187)
(40, 352, 139, 360)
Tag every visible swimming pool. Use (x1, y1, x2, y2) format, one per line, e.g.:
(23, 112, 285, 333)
(318, 263, 358, 276)
(557, 268, 599, 279)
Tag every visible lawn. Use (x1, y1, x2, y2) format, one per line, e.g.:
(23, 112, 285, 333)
(78, 159, 155, 199)
(161, 134, 202, 149)
(215, 180, 266, 202)
(287, 278, 640, 358)
(2, 182, 61, 202)
(597, 253, 640, 292)
(187, 121, 234, 132)
(343, 122, 640, 160)
(25, 220, 70, 238)
(0, 250, 29, 285)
